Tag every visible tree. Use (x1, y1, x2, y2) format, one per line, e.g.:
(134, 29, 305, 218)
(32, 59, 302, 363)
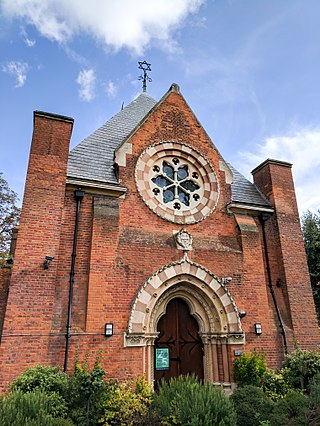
(301, 210, 320, 322)
(0, 173, 20, 263)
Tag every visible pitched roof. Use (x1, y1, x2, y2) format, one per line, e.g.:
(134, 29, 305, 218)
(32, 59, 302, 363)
(67, 93, 157, 184)
(67, 90, 271, 209)
(228, 164, 272, 208)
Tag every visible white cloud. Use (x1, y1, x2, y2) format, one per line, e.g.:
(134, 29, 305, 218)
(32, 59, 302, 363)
(235, 129, 320, 214)
(2, 61, 29, 87)
(2, 0, 205, 54)
(20, 27, 36, 47)
(105, 80, 117, 98)
(76, 69, 96, 102)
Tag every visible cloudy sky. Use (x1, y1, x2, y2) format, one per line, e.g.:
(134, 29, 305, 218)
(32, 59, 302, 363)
(1, 0, 320, 214)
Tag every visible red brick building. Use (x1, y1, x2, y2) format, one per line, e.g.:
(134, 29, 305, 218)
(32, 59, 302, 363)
(0, 83, 319, 391)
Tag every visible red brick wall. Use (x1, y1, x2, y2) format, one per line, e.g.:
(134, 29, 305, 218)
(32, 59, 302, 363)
(0, 111, 73, 388)
(0, 267, 11, 336)
(253, 159, 320, 350)
(53, 90, 285, 374)
(1, 91, 318, 390)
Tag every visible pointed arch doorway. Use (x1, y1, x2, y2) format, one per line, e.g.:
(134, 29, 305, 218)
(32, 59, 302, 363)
(154, 298, 204, 382)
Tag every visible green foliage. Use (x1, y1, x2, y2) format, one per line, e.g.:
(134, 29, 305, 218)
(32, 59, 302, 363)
(231, 385, 274, 426)
(301, 210, 320, 322)
(269, 390, 310, 426)
(308, 373, 320, 426)
(0, 389, 74, 426)
(233, 350, 267, 387)
(282, 349, 320, 391)
(152, 374, 236, 426)
(11, 364, 69, 395)
(101, 376, 152, 426)
(261, 368, 292, 400)
(0, 172, 20, 263)
(67, 360, 107, 426)
(10, 365, 69, 418)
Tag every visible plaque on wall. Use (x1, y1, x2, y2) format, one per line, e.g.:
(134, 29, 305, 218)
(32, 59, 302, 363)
(155, 348, 169, 370)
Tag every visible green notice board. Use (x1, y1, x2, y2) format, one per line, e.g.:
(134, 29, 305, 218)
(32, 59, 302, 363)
(155, 348, 169, 370)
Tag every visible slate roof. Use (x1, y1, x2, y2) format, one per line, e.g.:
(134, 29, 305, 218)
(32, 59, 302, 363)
(67, 91, 272, 209)
(67, 93, 157, 184)
(228, 164, 272, 208)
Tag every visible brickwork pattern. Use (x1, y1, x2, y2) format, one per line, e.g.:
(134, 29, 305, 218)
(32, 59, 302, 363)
(1, 91, 318, 390)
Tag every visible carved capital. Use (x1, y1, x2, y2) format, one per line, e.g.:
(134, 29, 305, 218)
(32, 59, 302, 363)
(124, 332, 158, 347)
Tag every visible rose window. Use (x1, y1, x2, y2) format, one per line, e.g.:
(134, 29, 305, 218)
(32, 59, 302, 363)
(151, 158, 201, 211)
(135, 142, 219, 224)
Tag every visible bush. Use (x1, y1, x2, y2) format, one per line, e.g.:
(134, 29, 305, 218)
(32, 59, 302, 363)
(308, 373, 320, 426)
(233, 350, 267, 387)
(282, 349, 320, 391)
(231, 385, 273, 426)
(0, 389, 74, 426)
(10, 365, 69, 395)
(269, 390, 310, 426)
(67, 360, 107, 426)
(9, 365, 69, 418)
(152, 374, 236, 426)
(261, 369, 292, 401)
(101, 376, 152, 426)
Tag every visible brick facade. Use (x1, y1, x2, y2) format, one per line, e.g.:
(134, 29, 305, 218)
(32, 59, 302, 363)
(0, 85, 319, 391)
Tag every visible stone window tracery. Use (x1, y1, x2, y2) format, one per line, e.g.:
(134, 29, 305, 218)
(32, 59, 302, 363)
(151, 157, 201, 211)
(135, 141, 219, 224)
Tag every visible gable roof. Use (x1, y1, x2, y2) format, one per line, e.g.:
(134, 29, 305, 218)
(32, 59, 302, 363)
(67, 93, 157, 184)
(67, 89, 272, 209)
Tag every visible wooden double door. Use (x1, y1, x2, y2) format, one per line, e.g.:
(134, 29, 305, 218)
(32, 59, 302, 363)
(154, 298, 204, 382)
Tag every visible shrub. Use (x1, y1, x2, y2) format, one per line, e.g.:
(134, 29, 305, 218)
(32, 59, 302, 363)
(231, 385, 273, 426)
(233, 350, 267, 387)
(101, 376, 152, 426)
(269, 390, 310, 426)
(10, 365, 69, 395)
(282, 349, 320, 391)
(261, 369, 292, 400)
(308, 373, 320, 426)
(0, 389, 74, 426)
(9, 365, 69, 418)
(67, 360, 107, 426)
(152, 374, 236, 426)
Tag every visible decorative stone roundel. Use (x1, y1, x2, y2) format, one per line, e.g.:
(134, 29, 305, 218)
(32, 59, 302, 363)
(135, 142, 219, 224)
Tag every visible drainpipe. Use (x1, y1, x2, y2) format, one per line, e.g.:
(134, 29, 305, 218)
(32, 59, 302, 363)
(64, 189, 84, 372)
(260, 214, 288, 355)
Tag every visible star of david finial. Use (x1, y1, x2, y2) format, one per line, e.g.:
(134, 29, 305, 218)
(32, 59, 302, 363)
(138, 61, 152, 93)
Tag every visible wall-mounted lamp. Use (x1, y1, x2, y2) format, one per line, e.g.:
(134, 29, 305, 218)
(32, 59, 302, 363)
(254, 323, 262, 335)
(105, 323, 113, 337)
(44, 256, 54, 270)
(239, 310, 247, 318)
(222, 277, 232, 284)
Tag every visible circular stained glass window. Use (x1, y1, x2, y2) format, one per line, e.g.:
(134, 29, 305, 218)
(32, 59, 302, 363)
(135, 142, 219, 224)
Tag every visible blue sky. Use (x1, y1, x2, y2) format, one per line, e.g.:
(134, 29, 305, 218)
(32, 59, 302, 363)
(1, 0, 320, 213)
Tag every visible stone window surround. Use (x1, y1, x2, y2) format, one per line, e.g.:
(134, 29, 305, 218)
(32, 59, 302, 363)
(135, 141, 219, 224)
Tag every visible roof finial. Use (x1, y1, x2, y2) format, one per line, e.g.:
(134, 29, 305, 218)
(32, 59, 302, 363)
(138, 60, 152, 93)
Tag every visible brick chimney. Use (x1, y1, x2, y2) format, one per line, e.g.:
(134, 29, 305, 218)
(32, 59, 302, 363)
(0, 111, 73, 388)
(252, 159, 320, 350)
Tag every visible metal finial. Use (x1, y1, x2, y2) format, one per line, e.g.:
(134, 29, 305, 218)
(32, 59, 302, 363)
(138, 60, 152, 93)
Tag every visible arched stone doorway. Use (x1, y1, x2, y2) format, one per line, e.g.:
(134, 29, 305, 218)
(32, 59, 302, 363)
(125, 258, 245, 390)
